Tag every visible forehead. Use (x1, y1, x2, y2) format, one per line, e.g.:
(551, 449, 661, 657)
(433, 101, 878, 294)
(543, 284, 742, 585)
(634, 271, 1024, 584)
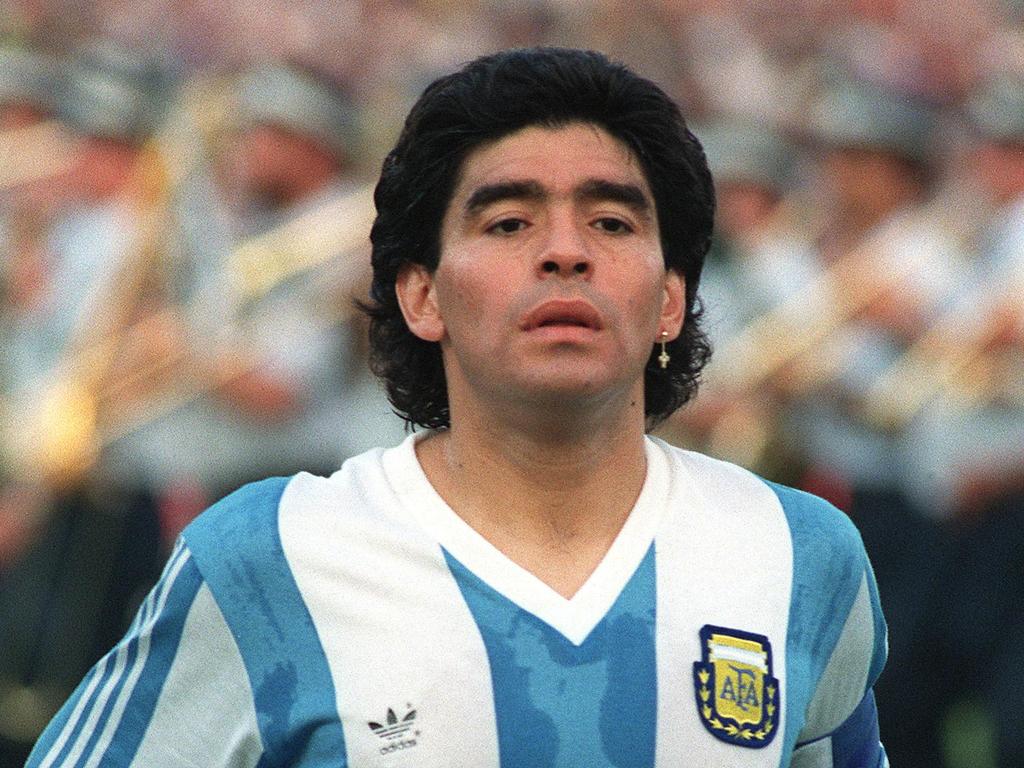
(448, 122, 651, 205)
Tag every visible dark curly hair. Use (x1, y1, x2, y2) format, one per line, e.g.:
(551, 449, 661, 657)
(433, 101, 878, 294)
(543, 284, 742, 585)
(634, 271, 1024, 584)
(362, 47, 715, 430)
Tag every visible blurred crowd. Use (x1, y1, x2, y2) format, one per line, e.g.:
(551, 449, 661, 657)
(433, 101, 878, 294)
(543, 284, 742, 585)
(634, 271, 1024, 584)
(0, 1, 1022, 766)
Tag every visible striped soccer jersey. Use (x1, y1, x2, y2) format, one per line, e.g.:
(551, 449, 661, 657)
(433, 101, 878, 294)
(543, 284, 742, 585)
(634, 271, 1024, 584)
(29, 434, 888, 768)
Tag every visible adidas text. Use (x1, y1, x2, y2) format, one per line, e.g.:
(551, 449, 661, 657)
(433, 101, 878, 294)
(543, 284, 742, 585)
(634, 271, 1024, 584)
(380, 738, 418, 755)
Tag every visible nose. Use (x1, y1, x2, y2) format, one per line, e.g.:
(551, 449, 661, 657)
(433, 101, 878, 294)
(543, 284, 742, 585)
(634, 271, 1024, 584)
(538, 215, 592, 279)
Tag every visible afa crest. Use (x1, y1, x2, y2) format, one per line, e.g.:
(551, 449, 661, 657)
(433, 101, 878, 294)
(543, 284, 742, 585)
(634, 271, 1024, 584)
(693, 625, 780, 748)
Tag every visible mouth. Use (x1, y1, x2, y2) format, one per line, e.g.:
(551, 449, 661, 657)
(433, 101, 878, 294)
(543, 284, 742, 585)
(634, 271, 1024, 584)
(520, 299, 603, 332)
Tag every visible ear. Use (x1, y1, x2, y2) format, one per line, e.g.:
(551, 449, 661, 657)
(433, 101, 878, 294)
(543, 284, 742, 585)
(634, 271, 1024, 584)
(659, 269, 686, 340)
(396, 262, 446, 342)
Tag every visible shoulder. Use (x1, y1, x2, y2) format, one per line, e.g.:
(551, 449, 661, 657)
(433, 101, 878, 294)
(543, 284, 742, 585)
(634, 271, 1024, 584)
(656, 440, 877, 627)
(757, 480, 886, 653)
(657, 439, 785, 513)
(657, 439, 865, 547)
(181, 476, 294, 568)
(658, 440, 857, 550)
(182, 447, 393, 562)
(180, 445, 401, 596)
(765, 480, 867, 575)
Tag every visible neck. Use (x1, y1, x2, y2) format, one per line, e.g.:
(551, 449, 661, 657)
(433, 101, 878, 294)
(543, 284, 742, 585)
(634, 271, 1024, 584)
(416, 394, 649, 597)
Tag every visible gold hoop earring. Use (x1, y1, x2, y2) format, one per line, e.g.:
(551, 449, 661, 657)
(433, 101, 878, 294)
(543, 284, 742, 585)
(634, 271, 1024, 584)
(658, 331, 670, 369)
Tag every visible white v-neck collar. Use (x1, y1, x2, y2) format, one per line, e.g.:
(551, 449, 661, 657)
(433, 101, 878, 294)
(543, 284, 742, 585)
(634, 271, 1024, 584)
(381, 432, 672, 646)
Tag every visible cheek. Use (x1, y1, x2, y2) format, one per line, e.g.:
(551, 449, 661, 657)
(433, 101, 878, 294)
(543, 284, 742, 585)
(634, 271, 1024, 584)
(634, 287, 669, 330)
(618, 259, 668, 313)
(440, 238, 522, 303)
(434, 261, 510, 329)
(437, 268, 478, 314)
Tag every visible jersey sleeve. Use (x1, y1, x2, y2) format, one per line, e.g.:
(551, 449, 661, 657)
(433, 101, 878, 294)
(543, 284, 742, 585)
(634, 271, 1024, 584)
(25, 539, 263, 768)
(790, 557, 887, 768)
(790, 692, 888, 768)
(768, 481, 889, 768)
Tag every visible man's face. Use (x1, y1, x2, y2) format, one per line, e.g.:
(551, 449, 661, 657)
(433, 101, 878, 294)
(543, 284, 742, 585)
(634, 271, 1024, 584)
(224, 123, 341, 210)
(397, 122, 685, 420)
(821, 146, 921, 217)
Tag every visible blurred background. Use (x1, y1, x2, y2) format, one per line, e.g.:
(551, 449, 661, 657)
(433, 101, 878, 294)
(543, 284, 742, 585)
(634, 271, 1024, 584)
(0, 0, 1021, 765)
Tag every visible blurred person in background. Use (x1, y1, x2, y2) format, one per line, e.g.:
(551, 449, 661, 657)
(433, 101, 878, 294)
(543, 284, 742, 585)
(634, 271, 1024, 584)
(1, 41, 66, 577)
(896, 71, 1024, 768)
(900, 72, 1024, 520)
(779, 73, 966, 506)
(220, 60, 406, 469)
(786, 74, 968, 768)
(664, 118, 817, 479)
(692, 120, 812, 364)
(104, 60, 405, 545)
(0, 39, 169, 765)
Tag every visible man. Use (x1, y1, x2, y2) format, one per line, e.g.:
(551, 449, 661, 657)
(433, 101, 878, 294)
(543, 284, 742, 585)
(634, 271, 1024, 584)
(28, 48, 887, 767)
(105, 60, 395, 534)
(670, 118, 815, 476)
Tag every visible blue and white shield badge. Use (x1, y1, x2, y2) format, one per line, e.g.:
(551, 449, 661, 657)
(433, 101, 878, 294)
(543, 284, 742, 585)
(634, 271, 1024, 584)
(693, 624, 780, 748)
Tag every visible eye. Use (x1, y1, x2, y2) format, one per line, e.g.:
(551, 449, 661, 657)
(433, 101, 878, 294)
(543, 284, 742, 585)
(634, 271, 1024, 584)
(594, 217, 634, 234)
(487, 218, 528, 235)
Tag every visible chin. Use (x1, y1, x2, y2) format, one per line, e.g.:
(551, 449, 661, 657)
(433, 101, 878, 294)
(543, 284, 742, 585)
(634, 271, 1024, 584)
(509, 370, 634, 410)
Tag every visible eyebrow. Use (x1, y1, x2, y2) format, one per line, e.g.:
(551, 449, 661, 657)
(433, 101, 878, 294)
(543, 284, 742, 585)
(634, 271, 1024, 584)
(575, 179, 652, 216)
(464, 180, 546, 213)
(462, 178, 653, 218)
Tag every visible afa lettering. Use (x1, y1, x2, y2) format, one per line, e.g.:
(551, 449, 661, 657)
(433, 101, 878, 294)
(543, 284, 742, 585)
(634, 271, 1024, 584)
(720, 666, 760, 711)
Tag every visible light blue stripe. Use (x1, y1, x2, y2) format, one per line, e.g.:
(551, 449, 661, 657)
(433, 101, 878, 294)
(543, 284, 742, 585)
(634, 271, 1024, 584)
(445, 545, 657, 768)
(182, 476, 347, 767)
(78, 551, 200, 766)
(765, 481, 881, 765)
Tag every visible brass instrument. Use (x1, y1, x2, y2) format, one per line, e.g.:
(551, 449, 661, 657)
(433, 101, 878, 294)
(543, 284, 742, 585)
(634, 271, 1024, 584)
(96, 182, 376, 449)
(2, 78, 220, 485)
(683, 231, 899, 471)
(863, 271, 1024, 429)
(2, 174, 375, 484)
(707, 213, 959, 398)
(684, 198, 984, 471)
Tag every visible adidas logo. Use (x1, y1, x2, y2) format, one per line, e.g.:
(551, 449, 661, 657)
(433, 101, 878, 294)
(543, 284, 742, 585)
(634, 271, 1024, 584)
(368, 706, 419, 755)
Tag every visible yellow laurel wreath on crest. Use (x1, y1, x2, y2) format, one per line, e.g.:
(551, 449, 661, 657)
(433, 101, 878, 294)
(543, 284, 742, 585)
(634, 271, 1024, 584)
(697, 668, 777, 741)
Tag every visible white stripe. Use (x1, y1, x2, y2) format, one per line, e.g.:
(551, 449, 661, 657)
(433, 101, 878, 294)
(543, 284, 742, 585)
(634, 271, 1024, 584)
(800, 574, 873, 742)
(41, 544, 190, 768)
(654, 444, 792, 767)
(130, 584, 263, 768)
(281, 460, 501, 767)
